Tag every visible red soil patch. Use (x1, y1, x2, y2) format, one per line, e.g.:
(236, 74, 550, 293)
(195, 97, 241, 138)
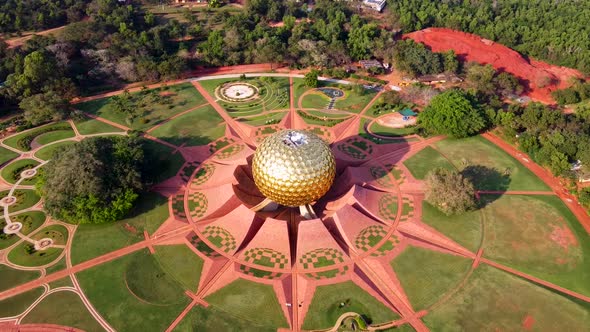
(405, 28, 585, 104)
(522, 314, 535, 330)
(159, 91, 176, 97)
(549, 223, 578, 251)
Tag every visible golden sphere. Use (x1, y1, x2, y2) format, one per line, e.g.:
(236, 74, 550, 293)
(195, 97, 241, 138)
(252, 130, 336, 207)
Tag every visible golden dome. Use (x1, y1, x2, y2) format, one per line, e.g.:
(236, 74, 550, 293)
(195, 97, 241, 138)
(252, 130, 336, 207)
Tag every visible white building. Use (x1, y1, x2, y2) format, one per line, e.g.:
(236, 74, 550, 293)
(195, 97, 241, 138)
(362, 0, 386, 12)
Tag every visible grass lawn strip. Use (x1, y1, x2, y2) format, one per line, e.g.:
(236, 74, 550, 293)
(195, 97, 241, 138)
(0, 264, 41, 292)
(402, 146, 455, 180)
(481, 194, 590, 296)
(34, 129, 75, 146)
(22, 291, 104, 331)
(301, 281, 399, 330)
(76, 250, 189, 331)
(34, 141, 76, 160)
(369, 121, 416, 137)
(237, 112, 287, 126)
(434, 136, 550, 191)
(0, 159, 40, 185)
(390, 246, 472, 311)
(420, 201, 482, 252)
(149, 105, 225, 146)
(0, 287, 44, 318)
(205, 278, 289, 329)
(74, 115, 126, 135)
(154, 244, 205, 293)
(3, 122, 73, 151)
(423, 265, 590, 330)
(0, 146, 19, 165)
(172, 305, 276, 332)
(71, 192, 168, 265)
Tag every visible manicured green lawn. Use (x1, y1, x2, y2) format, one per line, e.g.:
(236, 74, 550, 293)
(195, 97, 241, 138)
(423, 265, 590, 331)
(0, 264, 40, 291)
(71, 192, 168, 265)
(74, 116, 125, 135)
(173, 304, 276, 332)
(8, 224, 68, 267)
(390, 246, 472, 311)
(302, 281, 399, 330)
(0, 211, 46, 249)
(150, 105, 225, 146)
(0, 189, 41, 214)
(141, 139, 185, 182)
(3, 122, 73, 151)
(48, 276, 74, 289)
(205, 278, 289, 329)
(292, 78, 312, 106)
(481, 194, 590, 296)
(370, 122, 416, 137)
(403, 146, 455, 180)
(334, 87, 378, 114)
(125, 249, 187, 305)
(306, 110, 351, 119)
(154, 244, 204, 292)
(301, 93, 330, 109)
(46, 256, 68, 274)
(420, 202, 482, 252)
(434, 136, 550, 191)
(0, 159, 40, 185)
(75, 83, 207, 130)
(237, 112, 287, 126)
(0, 146, 19, 165)
(22, 291, 104, 331)
(34, 140, 76, 160)
(0, 287, 44, 317)
(34, 129, 75, 146)
(76, 250, 189, 331)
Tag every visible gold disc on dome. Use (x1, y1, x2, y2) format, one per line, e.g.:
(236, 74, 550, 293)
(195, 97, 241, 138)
(252, 130, 336, 207)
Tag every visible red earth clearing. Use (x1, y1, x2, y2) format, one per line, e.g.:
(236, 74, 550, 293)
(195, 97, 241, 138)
(405, 28, 585, 104)
(522, 314, 535, 330)
(549, 223, 578, 251)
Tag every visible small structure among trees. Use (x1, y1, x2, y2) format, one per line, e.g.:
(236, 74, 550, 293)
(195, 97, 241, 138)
(425, 168, 477, 215)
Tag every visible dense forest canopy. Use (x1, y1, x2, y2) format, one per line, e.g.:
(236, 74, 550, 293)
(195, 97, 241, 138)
(0, 0, 92, 33)
(387, 0, 590, 74)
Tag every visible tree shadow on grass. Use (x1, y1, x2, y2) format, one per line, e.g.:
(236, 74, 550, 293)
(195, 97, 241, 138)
(461, 165, 511, 208)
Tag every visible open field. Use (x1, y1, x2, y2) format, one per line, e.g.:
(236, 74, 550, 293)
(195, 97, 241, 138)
(302, 281, 399, 330)
(0, 265, 40, 292)
(205, 278, 289, 329)
(22, 291, 104, 331)
(173, 305, 276, 332)
(434, 136, 550, 191)
(0, 287, 44, 318)
(141, 140, 185, 182)
(481, 194, 590, 296)
(71, 192, 168, 265)
(150, 105, 225, 146)
(403, 146, 455, 180)
(154, 244, 204, 293)
(423, 265, 590, 330)
(75, 83, 206, 130)
(76, 250, 189, 331)
(420, 202, 482, 252)
(391, 246, 472, 311)
(74, 116, 126, 135)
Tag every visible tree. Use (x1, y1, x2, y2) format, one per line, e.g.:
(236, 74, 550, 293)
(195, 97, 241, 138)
(304, 70, 319, 88)
(418, 89, 486, 138)
(494, 72, 523, 96)
(442, 50, 459, 74)
(19, 91, 69, 125)
(425, 168, 477, 215)
(552, 88, 581, 105)
(38, 136, 146, 224)
(466, 63, 496, 95)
